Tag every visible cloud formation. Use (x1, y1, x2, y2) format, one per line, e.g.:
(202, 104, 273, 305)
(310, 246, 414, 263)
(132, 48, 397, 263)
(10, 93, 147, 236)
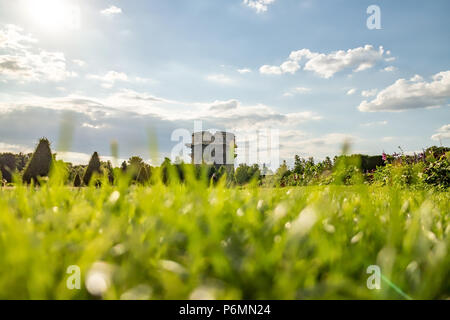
(87, 71, 129, 88)
(206, 74, 234, 85)
(358, 71, 450, 112)
(431, 124, 450, 141)
(100, 6, 122, 16)
(0, 89, 322, 163)
(237, 68, 251, 74)
(346, 88, 357, 95)
(243, 0, 275, 13)
(260, 45, 387, 78)
(283, 87, 311, 97)
(0, 25, 77, 82)
(361, 89, 377, 97)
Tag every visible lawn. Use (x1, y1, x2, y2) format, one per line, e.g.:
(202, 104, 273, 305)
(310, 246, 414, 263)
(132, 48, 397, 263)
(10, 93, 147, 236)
(0, 181, 448, 299)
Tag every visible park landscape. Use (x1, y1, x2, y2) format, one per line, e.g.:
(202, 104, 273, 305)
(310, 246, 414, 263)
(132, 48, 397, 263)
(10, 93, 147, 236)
(0, 0, 449, 301)
(0, 138, 448, 299)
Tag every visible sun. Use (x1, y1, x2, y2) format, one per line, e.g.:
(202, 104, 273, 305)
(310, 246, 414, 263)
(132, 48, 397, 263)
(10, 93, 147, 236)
(26, 0, 81, 30)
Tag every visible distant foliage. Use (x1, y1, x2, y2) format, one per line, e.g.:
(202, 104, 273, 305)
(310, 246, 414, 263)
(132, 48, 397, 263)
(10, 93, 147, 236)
(373, 147, 449, 189)
(235, 163, 260, 185)
(422, 153, 450, 189)
(2, 137, 448, 190)
(22, 138, 53, 184)
(83, 152, 102, 186)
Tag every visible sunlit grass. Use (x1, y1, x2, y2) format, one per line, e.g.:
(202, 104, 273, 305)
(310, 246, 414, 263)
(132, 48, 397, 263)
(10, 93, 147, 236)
(0, 179, 448, 299)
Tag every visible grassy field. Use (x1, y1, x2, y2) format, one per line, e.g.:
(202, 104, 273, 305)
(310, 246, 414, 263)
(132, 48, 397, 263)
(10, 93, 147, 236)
(0, 178, 449, 299)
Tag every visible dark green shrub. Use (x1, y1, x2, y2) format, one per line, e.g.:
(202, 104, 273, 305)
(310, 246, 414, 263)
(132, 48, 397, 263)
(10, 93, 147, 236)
(0, 153, 17, 183)
(361, 155, 384, 172)
(73, 173, 81, 187)
(136, 166, 150, 184)
(22, 138, 53, 184)
(423, 153, 449, 189)
(83, 152, 101, 186)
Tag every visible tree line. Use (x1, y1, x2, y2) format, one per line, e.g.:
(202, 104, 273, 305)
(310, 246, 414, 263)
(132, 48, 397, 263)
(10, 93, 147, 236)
(1, 138, 448, 189)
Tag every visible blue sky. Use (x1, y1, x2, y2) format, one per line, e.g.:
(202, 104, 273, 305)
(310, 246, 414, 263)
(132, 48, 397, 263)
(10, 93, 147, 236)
(0, 0, 449, 165)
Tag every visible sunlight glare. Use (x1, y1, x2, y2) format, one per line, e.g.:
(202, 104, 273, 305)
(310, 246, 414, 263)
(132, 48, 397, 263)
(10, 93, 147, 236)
(26, 0, 81, 30)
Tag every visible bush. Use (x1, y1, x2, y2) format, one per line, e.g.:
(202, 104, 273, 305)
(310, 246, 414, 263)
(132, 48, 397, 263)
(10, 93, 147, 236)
(0, 153, 17, 183)
(73, 173, 81, 187)
(22, 138, 53, 184)
(423, 153, 450, 189)
(83, 152, 101, 186)
(136, 166, 150, 184)
(361, 155, 384, 172)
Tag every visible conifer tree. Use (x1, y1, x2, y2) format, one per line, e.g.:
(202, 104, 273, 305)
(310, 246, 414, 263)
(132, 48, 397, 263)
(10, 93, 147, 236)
(83, 152, 101, 186)
(73, 173, 81, 187)
(22, 138, 53, 184)
(136, 165, 149, 184)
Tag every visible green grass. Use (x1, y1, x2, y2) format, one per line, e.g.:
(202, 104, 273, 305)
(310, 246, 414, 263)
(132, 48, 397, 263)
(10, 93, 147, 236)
(0, 179, 448, 299)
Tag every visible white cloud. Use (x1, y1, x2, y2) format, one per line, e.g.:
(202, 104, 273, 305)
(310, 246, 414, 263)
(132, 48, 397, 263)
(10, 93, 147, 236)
(209, 99, 239, 111)
(361, 89, 378, 97)
(361, 120, 388, 127)
(87, 71, 129, 88)
(280, 60, 301, 74)
(283, 87, 311, 97)
(237, 68, 251, 74)
(100, 6, 122, 16)
(0, 24, 36, 50)
(358, 71, 450, 112)
(260, 45, 387, 78)
(243, 0, 275, 13)
(431, 124, 450, 141)
(346, 88, 357, 95)
(0, 25, 76, 82)
(383, 66, 396, 72)
(259, 65, 282, 75)
(206, 74, 234, 85)
(82, 122, 108, 130)
(278, 133, 359, 161)
(0, 141, 32, 154)
(0, 89, 323, 163)
(72, 59, 86, 67)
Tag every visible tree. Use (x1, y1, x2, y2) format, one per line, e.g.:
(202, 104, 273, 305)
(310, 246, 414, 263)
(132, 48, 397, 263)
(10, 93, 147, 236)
(293, 155, 304, 175)
(128, 156, 144, 168)
(22, 138, 53, 184)
(0, 153, 17, 183)
(248, 164, 261, 182)
(120, 161, 128, 172)
(101, 160, 114, 184)
(235, 164, 250, 185)
(127, 156, 145, 179)
(73, 173, 81, 187)
(136, 165, 150, 184)
(83, 152, 101, 186)
(16, 152, 32, 172)
(275, 160, 291, 187)
(323, 156, 333, 171)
